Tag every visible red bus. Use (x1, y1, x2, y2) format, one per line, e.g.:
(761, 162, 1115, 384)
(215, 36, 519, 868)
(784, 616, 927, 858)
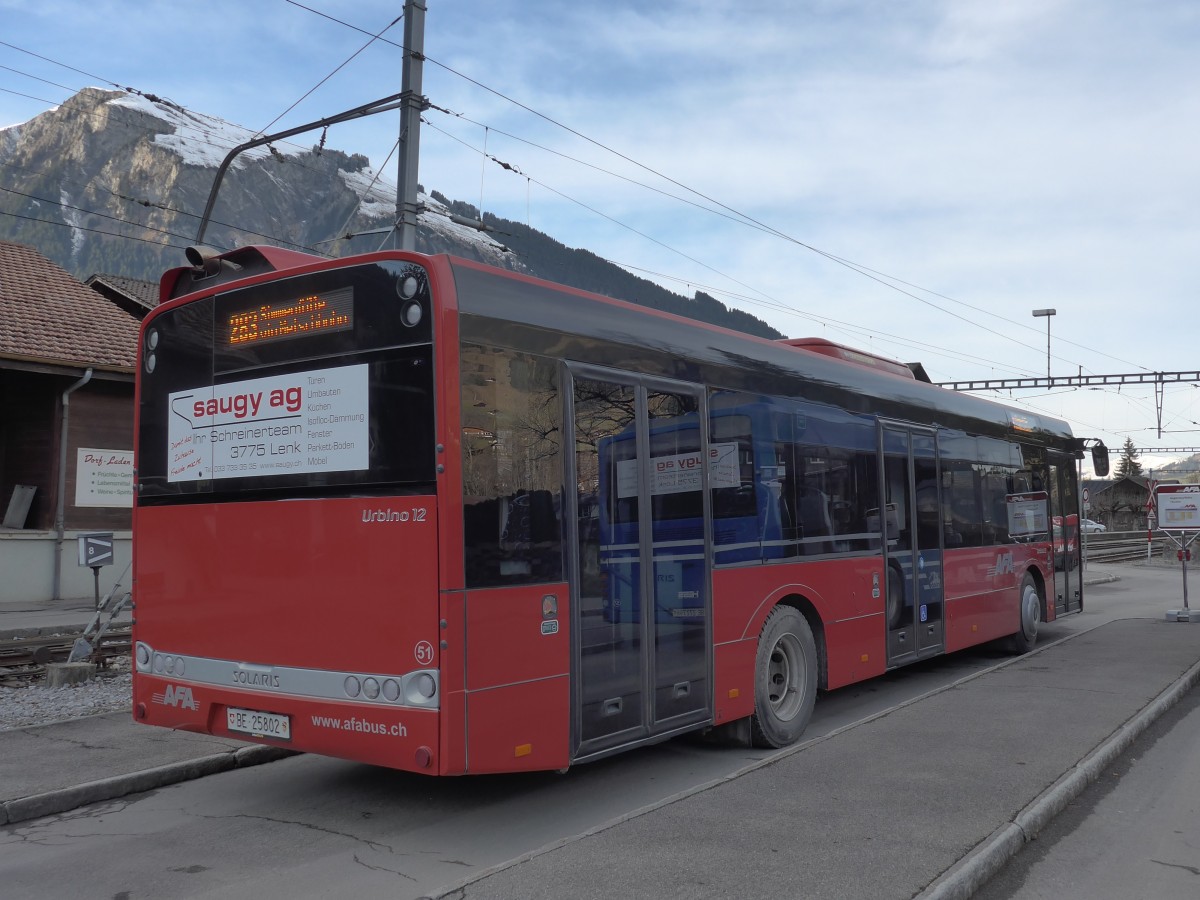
(132, 244, 1102, 774)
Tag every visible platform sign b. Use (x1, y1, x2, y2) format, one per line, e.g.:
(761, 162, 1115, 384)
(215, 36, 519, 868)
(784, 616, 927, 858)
(77, 532, 114, 567)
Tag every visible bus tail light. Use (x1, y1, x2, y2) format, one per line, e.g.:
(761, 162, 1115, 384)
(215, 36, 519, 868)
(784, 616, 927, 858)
(405, 671, 438, 705)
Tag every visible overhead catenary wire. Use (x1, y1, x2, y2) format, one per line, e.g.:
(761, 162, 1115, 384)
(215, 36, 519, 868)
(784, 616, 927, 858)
(254, 13, 404, 138)
(0, 173, 341, 258)
(0, 27, 1133, 376)
(0, 38, 127, 92)
(0, 46, 377, 185)
(0, 80, 1112, 383)
(425, 118, 1050, 380)
(0, 55, 393, 255)
(4, 22, 1184, 447)
(324, 137, 401, 250)
(0, 209, 190, 250)
(601, 257, 1042, 378)
(0, 63, 76, 94)
(0, 185, 205, 246)
(0, 13, 1174, 409)
(455, 158, 1056, 385)
(422, 103, 1125, 376)
(274, 7, 1095, 373)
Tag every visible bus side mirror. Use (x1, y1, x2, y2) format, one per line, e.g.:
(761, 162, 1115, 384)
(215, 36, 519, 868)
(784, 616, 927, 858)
(1091, 442, 1110, 477)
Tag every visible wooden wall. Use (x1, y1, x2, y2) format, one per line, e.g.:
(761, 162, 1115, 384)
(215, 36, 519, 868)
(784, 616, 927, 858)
(1, 370, 58, 530)
(66, 379, 135, 531)
(0, 369, 134, 532)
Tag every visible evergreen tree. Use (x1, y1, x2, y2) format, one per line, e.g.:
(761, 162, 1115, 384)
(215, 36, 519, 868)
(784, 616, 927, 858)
(1115, 437, 1144, 478)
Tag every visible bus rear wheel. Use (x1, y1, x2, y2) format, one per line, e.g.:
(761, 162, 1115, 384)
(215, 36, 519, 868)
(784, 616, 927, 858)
(1010, 574, 1041, 654)
(750, 605, 817, 749)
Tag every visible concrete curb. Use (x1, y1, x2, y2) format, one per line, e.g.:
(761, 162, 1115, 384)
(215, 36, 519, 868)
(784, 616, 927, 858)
(916, 654, 1200, 900)
(0, 745, 295, 827)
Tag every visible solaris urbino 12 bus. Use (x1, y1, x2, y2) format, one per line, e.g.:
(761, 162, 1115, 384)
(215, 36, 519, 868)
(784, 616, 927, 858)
(132, 243, 1107, 774)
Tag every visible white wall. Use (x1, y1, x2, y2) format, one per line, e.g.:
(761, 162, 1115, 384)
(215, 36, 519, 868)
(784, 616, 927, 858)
(0, 530, 132, 606)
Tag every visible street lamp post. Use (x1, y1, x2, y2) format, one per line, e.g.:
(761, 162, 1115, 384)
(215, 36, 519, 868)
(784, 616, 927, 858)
(1032, 308, 1056, 381)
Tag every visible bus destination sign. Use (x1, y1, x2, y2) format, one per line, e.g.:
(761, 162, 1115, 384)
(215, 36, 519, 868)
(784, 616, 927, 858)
(226, 286, 354, 347)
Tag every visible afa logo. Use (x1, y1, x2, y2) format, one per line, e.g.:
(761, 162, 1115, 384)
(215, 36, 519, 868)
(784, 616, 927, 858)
(986, 552, 1015, 579)
(152, 684, 199, 710)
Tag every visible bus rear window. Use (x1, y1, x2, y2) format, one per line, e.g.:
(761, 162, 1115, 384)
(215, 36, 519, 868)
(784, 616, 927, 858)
(137, 262, 436, 502)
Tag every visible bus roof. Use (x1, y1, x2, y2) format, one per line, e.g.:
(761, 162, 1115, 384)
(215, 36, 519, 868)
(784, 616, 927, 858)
(155, 244, 1078, 451)
(778, 338, 922, 381)
(446, 255, 1077, 449)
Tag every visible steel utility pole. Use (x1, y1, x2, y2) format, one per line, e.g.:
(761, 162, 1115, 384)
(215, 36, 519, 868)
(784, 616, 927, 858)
(395, 0, 427, 251)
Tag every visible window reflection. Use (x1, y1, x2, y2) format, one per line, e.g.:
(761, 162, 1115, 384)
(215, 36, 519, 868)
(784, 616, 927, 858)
(939, 432, 1044, 548)
(574, 378, 643, 740)
(460, 345, 562, 587)
(709, 392, 880, 564)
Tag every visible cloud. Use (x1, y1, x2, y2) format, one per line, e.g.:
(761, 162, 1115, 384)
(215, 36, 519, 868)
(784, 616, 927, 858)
(3, 0, 1199, 450)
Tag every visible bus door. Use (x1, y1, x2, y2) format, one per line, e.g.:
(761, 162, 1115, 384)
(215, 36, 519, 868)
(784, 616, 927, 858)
(567, 367, 713, 761)
(881, 424, 945, 666)
(1048, 452, 1082, 615)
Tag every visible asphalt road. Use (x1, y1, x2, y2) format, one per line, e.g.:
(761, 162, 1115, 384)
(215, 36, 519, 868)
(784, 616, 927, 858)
(0, 560, 1192, 899)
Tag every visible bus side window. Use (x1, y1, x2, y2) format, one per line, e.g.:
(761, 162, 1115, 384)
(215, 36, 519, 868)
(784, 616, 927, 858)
(461, 345, 563, 587)
(792, 442, 879, 554)
(709, 410, 758, 561)
(941, 461, 982, 547)
(797, 483, 834, 555)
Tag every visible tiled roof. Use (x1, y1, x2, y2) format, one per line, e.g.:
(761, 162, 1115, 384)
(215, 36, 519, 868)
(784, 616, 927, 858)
(86, 273, 159, 311)
(0, 240, 139, 371)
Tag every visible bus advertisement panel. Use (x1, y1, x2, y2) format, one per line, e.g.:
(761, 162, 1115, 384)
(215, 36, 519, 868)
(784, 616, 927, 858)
(166, 363, 368, 482)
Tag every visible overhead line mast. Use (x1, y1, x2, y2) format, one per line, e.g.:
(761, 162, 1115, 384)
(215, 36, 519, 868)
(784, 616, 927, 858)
(395, 0, 427, 251)
(937, 371, 1200, 439)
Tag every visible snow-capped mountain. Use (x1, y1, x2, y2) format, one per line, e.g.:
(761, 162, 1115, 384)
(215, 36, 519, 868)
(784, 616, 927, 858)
(0, 87, 515, 279)
(0, 88, 779, 338)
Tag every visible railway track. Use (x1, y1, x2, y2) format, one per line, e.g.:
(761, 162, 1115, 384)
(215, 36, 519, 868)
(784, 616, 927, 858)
(0, 629, 132, 687)
(1081, 532, 1169, 564)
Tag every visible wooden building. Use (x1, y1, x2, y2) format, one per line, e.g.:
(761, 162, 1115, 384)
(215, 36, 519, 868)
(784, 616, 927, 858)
(0, 240, 142, 603)
(1085, 475, 1165, 532)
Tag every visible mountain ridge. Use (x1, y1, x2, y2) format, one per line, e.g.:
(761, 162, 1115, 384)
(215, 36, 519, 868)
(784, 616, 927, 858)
(0, 88, 783, 339)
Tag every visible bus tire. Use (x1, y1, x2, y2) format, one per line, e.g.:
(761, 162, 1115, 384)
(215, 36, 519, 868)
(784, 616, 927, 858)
(750, 605, 818, 749)
(1010, 574, 1041, 654)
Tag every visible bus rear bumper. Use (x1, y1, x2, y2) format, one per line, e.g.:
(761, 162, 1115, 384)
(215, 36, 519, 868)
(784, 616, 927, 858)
(133, 673, 442, 774)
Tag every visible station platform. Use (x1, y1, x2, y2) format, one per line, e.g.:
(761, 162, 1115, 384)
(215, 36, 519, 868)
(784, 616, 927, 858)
(0, 593, 132, 639)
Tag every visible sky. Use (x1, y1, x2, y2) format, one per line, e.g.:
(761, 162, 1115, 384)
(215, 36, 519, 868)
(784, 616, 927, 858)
(2, 0, 1199, 476)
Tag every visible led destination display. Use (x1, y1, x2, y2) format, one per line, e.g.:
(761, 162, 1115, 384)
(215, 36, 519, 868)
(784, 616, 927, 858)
(225, 286, 354, 347)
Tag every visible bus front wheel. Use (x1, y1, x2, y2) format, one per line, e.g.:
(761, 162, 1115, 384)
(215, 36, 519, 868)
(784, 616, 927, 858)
(750, 605, 817, 749)
(1010, 574, 1041, 654)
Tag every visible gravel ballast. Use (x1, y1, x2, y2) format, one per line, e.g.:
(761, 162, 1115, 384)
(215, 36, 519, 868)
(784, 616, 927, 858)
(1, 660, 131, 730)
